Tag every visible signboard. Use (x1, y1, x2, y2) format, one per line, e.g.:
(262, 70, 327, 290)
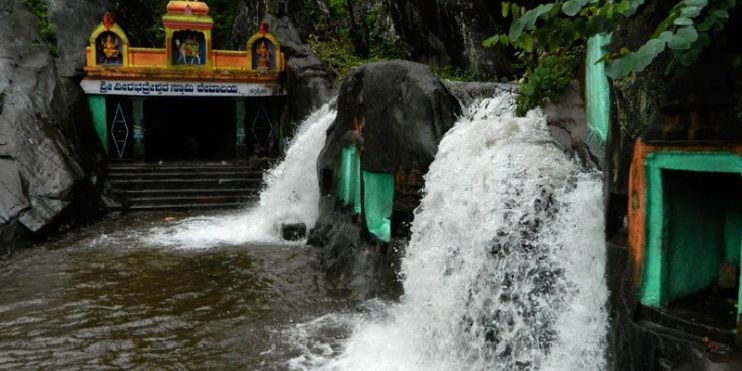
(81, 79, 286, 97)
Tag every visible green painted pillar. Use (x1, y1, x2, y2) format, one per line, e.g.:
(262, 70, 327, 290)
(235, 99, 247, 159)
(87, 95, 108, 154)
(338, 145, 362, 214)
(586, 33, 611, 143)
(362, 171, 395, 242)
(132, 97, 145, 160)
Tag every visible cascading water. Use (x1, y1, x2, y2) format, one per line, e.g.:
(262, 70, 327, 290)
(297, 92, 608, 370)
(142, 104, 336, 248)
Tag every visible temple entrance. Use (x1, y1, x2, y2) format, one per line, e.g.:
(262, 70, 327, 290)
(145, 97, 235, 160)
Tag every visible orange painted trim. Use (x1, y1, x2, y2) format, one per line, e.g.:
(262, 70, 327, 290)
(627, 139, 742, 292)
(162, 22, 213, 30)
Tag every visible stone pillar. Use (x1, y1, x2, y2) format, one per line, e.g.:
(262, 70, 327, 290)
(235, 98, 247, 159)
(87, 95, 108, 155)
(132, 97, 145, 160)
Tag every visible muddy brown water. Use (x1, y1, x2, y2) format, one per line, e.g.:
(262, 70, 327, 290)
(0, 211, 353, 370)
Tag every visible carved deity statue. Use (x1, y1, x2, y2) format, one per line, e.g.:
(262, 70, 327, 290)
(257, 41, 271, 69)
(102, 34, 119, 60)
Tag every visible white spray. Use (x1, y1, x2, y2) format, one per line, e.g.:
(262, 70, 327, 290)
(300, 93, 608, 370)
(143, 104, 337, 248)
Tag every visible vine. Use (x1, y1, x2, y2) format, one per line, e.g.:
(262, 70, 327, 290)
(484, 0, 738, 115)
(25, 0, 58, 56)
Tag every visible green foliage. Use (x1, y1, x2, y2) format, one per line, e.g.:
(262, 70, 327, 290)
(484, 0, 738, 115)
(306, 0, 410, 81)
(308, 35, 365, 85)
(516, 54, 578, 116)
(435, 66, 487, 82)
(25, 0, 58, 56)
(208, 0, 239, 49)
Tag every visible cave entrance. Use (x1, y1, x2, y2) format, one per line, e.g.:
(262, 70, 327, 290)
(145, 97, 235, 160)
(637, 152, 742, 342)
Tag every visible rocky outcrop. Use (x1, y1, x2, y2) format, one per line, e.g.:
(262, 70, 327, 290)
(379, 0, 513, 78)
(308, 60, 460, 298)
(0, 0, 103, 254)
(231, 0, 334, 122)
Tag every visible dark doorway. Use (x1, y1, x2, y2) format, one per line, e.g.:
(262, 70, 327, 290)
(145, 97, 235, 160)
(662, 170, 742, 335)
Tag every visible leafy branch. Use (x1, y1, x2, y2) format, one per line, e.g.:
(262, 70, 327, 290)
(484, 0, 738, 115)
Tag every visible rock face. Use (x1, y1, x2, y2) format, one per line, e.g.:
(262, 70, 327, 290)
(308, 60, 460, 298)
(0, 0, 103, 254)
(380, 0, 513, 78)
(231, 0, 334, 122)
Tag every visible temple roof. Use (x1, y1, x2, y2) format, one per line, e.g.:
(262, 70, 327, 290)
(166, 0, 209, 16)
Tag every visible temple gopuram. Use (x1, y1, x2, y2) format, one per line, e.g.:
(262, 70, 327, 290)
(81, 0, 286, 161)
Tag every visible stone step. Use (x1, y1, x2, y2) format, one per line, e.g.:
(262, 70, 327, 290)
(124, 202, 248, 211)
(114, 188, 259, 197)
(108, 166, 260, 174)
(110, 178, 262, 190)
(108, 171, 263, 180)
(106, 161, 265, 211)
(127, 194, 257, 205)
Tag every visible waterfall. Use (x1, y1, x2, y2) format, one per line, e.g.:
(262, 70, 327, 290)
(143, 104, 337, 248)
(300, 93, 608, 370)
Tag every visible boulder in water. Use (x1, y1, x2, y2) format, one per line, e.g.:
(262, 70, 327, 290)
(281, 223, 307, 241)
(309, 60, 459, 299)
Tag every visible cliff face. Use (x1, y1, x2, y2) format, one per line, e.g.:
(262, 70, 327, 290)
(0, 0, 106, 255)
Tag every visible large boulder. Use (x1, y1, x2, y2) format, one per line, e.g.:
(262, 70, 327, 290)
(308, 60, 460, 298)
(0, 0, 103, 252)
(318, 60, 460, 176)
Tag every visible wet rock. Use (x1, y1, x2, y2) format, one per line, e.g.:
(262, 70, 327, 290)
(542, 81, 604, 170)
(0, 1, 103, 248)
(380, 0, 513, 78)
(308, 60, 458, 298)
(317, 60, 459, 176)
(281, 222, 306, 241)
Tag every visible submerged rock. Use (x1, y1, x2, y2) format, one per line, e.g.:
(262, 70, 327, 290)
(281, 222, 306, 241)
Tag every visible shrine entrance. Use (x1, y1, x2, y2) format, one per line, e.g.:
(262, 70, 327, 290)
(145, 97, 235, 160)
(81, 2, 286, 162)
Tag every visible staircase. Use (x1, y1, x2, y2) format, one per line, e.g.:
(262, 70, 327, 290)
(107, 161, 265, 211)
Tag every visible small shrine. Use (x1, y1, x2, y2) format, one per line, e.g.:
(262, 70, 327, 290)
(81, 0, 287, 160)
(628, 137, 742, 342)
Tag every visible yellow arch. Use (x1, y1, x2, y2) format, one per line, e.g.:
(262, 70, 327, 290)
(246, 32, 284, 73)
(89, 23, 130, 67)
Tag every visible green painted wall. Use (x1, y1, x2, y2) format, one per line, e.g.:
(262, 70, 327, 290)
(639, 152, 742, 308)
(338, 145, 362, 214)
(586, 33, 611, 142)
(362, 171, 394, 242)
(87, 95, 108, 154)
(725, 203, 742, 265)
(664, 171, 725, 301)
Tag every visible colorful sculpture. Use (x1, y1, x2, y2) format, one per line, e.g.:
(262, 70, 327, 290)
(256, 41, 271, 69)
(102, 34, 119, 60)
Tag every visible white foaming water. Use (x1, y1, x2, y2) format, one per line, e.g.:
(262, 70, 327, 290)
(143, 104, 336, 248)
(297, 93, 608, 370)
